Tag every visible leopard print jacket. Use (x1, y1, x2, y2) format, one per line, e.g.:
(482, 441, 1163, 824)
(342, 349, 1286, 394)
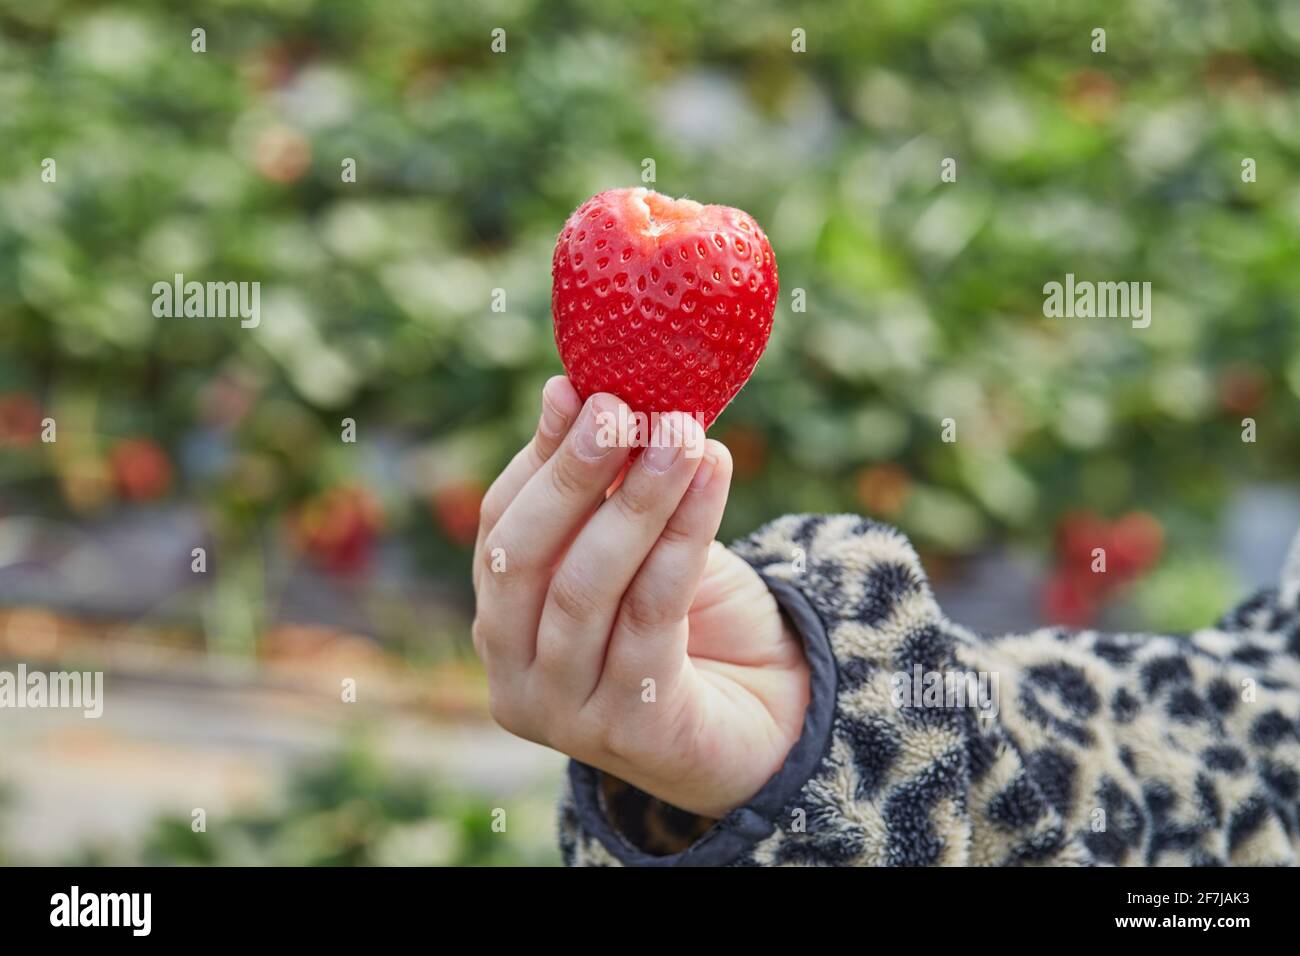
(558, 514, 1300, 866)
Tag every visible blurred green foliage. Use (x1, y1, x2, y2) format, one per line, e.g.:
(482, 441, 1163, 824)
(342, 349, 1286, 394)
(38, 741, 561, 866)
(1, 0, 1299, 617)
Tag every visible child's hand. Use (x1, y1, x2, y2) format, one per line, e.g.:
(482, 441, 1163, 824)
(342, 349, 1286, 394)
(472, 377, 810, 819)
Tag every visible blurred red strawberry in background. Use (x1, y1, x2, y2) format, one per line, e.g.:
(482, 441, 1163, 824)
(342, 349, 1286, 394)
(109, 438, 173, 501)
(855, 463, 911, 518)
(1108, 512, 1165, 578)
(292, 485, 382, 575)
(716, 424, 767, 480)
(1202, 52, 1269, 98)
(0, 392, 42, 446)
(1043, 570, 1099, 628)
(1061, 69, 1119, 125)
(431, 479, 484, 548)
(1217, 361, 1268, 416)
(1055, 510, 1112, 570)
(1044, 510, 1164, 626)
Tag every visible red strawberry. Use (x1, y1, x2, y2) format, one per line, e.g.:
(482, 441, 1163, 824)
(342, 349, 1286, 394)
(1108, 511, 1164, 578)
(292, 485, 382, 575)
(0, 392, 42, 446)
(431, 479, 485, 548)
(1042, 569, 1099, 628)
(855, 463, 911, 518)
(109, 438, 173, 502)
(1055, 510, 1109, 571)
(552, 188, 778, 431)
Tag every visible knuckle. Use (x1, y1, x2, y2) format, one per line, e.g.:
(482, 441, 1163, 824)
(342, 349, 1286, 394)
(548, 449, 594, 500)
(548, 571, 602, 623)
(612, 483, 657, 522)
(656, 518, 695, 548)
(620, 586, 667, 633)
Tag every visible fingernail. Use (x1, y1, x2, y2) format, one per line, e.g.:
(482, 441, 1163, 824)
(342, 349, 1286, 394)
(643, 414, 684, 475)
(689, 451, 717, 491)
(539, 382, 569, 438)
(574, 395, 616, 461)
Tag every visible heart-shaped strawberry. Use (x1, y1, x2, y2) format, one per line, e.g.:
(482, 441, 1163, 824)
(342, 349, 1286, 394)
(552, 188, 778, 432)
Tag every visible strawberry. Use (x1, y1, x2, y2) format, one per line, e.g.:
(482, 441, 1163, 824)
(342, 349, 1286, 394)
(0, 392, 42, 446)
(109, 438, 173, 502)
(431, 479, 485, 548)
(292, 484, 383, 575)
(1042, 569, 1099, 628)
(1055, 510, 1110, 571)
(1107, 511, 1164, 577)
(552, 188, 778, 431)
(855, 463, 912, 518)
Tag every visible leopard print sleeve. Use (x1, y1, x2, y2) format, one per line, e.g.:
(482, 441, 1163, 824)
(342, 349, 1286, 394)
(558, 514, 1300, 866)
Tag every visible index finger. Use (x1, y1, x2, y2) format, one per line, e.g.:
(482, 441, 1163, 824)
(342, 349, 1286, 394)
(473, 376, 582, 593)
